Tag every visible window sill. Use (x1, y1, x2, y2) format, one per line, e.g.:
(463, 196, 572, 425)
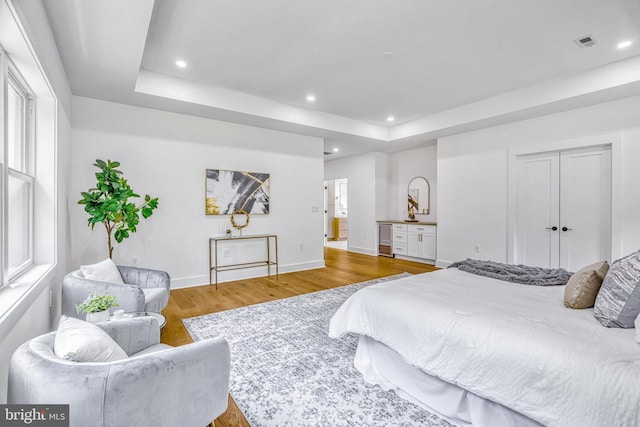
(0, 264, 56, 342)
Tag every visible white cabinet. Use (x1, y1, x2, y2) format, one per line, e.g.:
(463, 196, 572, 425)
(387, 223, 436, 262)
(407, 225, 436, 260)
(392, 224, 407, 255)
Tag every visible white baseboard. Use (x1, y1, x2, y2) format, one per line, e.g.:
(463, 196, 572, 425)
(348, 246, 377, 256)
(394, 255, 436, 265)
(436, 259, 453, 268)
(170, 260, 326, 289)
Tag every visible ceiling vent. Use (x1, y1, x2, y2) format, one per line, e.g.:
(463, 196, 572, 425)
(574, 34, 597, 49)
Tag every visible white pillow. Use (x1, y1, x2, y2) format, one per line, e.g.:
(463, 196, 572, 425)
(81, 258, 124, 284)
(54, 315, 128, 362)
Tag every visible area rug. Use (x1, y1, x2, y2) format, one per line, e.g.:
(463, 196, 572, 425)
(183, 274, 452, 427)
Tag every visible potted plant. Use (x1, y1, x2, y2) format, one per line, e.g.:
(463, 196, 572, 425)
(76, 292, 119, 323)
(78, 159, 159, 258)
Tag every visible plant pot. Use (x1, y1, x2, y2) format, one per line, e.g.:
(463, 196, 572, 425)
(85, 310, 110, 323)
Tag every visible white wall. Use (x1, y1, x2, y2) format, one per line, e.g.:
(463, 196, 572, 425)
(389, 145, 437, 221)
(437, 95, 640, 267)
(70, 97, 325, 288)
(0, 0, 72, 403)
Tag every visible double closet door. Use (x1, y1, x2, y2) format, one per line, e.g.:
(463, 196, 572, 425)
(515, 146, 611, 272)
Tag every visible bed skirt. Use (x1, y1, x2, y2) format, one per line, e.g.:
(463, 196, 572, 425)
(354, 335, 543, 427)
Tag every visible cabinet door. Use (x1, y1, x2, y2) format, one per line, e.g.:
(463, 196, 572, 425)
(422, 233, 436, 259)
(407, 232, 422, 258)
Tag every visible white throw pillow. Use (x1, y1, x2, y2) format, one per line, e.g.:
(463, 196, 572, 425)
(81, 258, 124, 284)
(54, 315, 128, 362)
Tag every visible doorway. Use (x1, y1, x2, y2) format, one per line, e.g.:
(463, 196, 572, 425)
(514, 145, 611, 271)
(324, 179, 348, 250)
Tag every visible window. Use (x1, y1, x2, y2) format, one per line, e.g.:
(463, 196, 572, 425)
(1, 54, 35, 286)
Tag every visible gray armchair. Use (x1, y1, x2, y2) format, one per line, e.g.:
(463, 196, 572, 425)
(8, 317, 230, 427)
(62, 265, 170, 317)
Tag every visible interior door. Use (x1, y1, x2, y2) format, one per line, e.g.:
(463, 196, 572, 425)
(515, 145, 611, 270)
(516, 152, 560, 268)
(559, 147, 611, 271)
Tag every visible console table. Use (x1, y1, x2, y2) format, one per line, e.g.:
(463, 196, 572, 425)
(209, 234, 279, 289)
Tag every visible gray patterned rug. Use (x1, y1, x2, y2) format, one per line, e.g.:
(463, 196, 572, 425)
(183, 274, 452, 427)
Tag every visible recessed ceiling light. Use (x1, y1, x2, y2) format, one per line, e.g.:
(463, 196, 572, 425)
(176, 59, 187, 68)
(306, 94, 316, 102)
(386, 116, 395, 122)
(333, 148, 339, 152)
(617, 40, 632, 49)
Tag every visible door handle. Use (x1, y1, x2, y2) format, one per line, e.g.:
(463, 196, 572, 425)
(562, 227, 572, 232)
(546, 226, 558, 231)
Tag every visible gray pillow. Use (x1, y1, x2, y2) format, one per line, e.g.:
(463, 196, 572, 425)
(594, 250, 640, 328)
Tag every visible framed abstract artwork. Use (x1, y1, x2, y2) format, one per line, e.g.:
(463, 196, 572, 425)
(205, 169, 270, 215)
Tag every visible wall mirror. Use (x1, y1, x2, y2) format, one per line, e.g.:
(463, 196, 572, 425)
(407, 176, 430, 220)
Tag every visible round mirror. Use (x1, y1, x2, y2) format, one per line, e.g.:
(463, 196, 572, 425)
(407, 177, 430, 220)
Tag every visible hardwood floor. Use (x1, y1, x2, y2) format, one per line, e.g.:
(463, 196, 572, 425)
(161, 247, 438, 427)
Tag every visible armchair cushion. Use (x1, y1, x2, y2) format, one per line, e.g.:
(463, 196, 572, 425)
(80, 258, 124, 284)
(54, 316, 127, 362)
(100, 316, 161, 355)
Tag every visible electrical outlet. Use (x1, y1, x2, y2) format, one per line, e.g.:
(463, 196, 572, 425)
(131, 256, 139, 266)
(299, 243, 304, 250)
(474, 245, 480, 253)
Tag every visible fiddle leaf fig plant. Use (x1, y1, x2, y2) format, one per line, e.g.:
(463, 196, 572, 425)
(78, 159, 159, 258)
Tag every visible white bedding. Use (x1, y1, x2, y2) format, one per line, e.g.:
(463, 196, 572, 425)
(328, 268, 640, 427)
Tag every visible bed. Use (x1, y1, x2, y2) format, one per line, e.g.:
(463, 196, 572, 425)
(328, 267, 640, 427)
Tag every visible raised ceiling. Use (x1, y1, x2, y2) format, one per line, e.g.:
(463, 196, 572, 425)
(42, 0, 640, 158)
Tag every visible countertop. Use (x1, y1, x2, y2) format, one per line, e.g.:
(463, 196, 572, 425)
(377, 220, 437, 226)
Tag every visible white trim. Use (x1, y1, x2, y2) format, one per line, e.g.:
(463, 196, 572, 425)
(347, 245, 377, 256)
(394, 254, 436, 265)
(435, 259, 452, 268)
(170, 260, 326, 290)
(0, 45, 7, 287)
(0, 263, 55, 341)
(507, 132, 621, 264)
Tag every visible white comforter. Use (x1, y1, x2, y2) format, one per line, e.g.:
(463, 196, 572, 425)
(328, 268, 640, 427)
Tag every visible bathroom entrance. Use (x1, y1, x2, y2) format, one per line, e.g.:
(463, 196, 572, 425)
(324, 179, 348, 250)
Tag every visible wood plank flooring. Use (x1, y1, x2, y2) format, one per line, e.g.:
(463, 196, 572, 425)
(161, 248, 438, 427)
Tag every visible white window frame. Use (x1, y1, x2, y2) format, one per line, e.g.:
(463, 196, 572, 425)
(1, 48, 36, 286)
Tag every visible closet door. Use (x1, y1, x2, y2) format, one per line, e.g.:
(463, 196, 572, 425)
(516, 152, 560, 268)
(559, 147, 611, 271)
(515, 145, 611, 271)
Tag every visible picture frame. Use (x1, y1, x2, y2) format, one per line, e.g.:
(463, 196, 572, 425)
(205, 169, 270, 215)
